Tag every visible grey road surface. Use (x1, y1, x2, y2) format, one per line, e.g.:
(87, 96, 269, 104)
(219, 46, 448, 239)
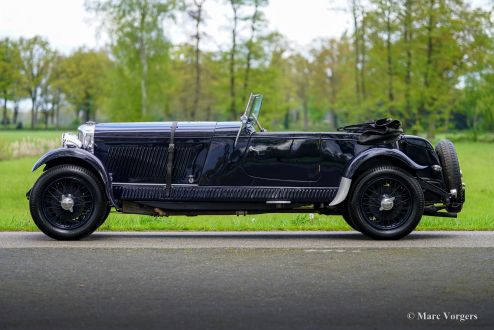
(1, 231, 493, 330)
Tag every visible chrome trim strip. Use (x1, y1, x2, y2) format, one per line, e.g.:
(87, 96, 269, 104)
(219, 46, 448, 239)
(111, 183, 340, 190)
(112, 182, 199, 187)
(328, 177, 352, 206)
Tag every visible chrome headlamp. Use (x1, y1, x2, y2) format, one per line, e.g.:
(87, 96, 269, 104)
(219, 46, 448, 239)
(78, 122, 95, 152)
(61, 122, 95, 152)
(61, 132, 82, 148)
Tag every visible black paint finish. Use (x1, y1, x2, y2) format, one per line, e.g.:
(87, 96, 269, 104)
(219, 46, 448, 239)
(32, 121, 457, 214)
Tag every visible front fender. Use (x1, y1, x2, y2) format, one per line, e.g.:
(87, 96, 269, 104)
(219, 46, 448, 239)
(32, 147, 118, 207)
(343, 148, 427, 179)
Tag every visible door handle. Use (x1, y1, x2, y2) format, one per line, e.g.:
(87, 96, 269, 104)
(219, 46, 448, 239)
(248, 146, 260, 154)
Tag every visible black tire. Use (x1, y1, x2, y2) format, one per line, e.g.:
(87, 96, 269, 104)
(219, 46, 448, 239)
(98, 204, 112, 228)
(29, 164, 107, 240)
(342, 207, 360, 231)
(435, 139, 464, 212)
(347, 165, 424, 240)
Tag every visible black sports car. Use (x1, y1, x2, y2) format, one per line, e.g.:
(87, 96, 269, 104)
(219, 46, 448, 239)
(27, 93, 465, 240)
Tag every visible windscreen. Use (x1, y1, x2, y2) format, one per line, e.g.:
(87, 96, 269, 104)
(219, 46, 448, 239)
(249, 95, 263, 121)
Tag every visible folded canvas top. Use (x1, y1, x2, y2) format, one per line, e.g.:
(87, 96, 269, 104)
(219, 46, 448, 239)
(337, 118, 403, 145)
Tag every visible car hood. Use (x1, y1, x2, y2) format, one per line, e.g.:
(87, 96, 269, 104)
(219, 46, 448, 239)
(95, 121, 241, 136)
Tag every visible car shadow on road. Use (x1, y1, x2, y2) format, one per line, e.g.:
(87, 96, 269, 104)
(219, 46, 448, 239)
(80, 231, 461, 241)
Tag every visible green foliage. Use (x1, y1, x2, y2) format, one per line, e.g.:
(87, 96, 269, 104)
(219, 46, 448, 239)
(0, 0, 494, 134)
(86, 0, 177, 121)
(0, 38, 23, 126)
(56, 48, 110, 122)
(17, 36, 54, 128)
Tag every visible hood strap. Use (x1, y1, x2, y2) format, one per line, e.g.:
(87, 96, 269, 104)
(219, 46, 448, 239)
(166, 121, 178, 196)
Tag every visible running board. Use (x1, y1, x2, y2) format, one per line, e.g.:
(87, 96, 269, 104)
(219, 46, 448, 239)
(113, 184, 337, 203)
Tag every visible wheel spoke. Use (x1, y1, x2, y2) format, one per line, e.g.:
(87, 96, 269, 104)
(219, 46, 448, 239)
(41, 176, 94, 230)
(359, 176, 413, 230)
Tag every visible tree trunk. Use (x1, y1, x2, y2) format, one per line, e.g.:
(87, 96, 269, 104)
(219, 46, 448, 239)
(55, 103, 60, 128)
(192, 0, 205, 120)
(423, 0, 435, 134)
(44, 110, 48, 129)
(229, 1, 239, 120)
(385, 6, 395, 115)
(243, 0, 260, 103)
(303, 98, 309, 130)
(13, 103, 19, 125)
(360, 12, 366, 100)
(139, 3, 149, 118)
(352, 0, 361, 103)
(85, 95, 92, 122)
(404, 0, 413, 124)
(2, 97, 8, 126)
(30, 95, 37, 129)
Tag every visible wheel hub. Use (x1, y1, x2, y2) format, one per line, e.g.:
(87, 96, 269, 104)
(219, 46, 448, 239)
(60, 194, 74, 212)
(379, 195, 395, 211)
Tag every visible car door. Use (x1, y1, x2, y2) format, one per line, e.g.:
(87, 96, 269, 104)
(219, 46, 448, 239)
(242, 133, 321, 183)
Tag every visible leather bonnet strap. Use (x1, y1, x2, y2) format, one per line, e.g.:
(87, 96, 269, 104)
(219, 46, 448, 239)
(166, 121, 178, 196)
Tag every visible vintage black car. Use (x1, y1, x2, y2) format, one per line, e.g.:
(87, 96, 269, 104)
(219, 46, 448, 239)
(27, 94, 465, 240)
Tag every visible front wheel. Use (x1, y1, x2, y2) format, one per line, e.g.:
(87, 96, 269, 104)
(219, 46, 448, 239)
(29, 165, 107, 240)
(347, 166, 424, 240)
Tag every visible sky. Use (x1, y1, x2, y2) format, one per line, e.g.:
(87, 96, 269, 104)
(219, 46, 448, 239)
(0, 0, 352, 54)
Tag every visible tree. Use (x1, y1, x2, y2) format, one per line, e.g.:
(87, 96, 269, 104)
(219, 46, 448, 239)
(188, 0, 207, 119)
(401, 0, 414, 123)
(87, 0, 177, 119)
(290, 54, 312, 130)
(311, 37, 354, 128)
(18, 36, 53, 129)
(351, 0, 362, 103)
(228, 0, 245, 119)
(0, 38, 21, 126)
(57, 48, 111, 122)
(242, 0, 268, 103)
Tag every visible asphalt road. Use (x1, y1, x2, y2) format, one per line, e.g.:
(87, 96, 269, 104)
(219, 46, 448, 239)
(1, 231, 493, 330)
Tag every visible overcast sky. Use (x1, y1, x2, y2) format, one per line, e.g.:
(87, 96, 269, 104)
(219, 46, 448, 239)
(0, 0, 352, 54)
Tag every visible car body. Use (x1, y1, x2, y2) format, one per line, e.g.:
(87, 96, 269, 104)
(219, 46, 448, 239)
(27, 94, 465, 240)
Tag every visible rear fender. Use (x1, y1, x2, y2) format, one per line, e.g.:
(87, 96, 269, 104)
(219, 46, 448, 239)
(329, 148, 427, 207)
(32, 147, 118, 207)
(344, 148, 427, 179)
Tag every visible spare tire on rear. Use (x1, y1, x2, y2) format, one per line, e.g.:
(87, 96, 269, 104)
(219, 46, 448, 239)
(435, 139, 464, 212)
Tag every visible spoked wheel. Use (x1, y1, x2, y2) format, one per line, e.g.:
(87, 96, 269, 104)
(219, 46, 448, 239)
(29, 165, 107, 240)
(347, 165, 424, 240)
(341, 207, 360, 232)
(41, 177, 95, 230)
(98, 204, 112, 228)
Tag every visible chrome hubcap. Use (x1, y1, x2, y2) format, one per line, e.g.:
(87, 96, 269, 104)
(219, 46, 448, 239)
(60, 194, 74, 212)
(379, 196, 395, 211)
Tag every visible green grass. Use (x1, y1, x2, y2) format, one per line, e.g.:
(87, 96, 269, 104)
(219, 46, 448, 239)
(0, 130, 492, 231)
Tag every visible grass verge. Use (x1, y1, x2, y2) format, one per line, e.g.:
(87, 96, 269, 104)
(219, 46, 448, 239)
(0, 134, 492, 230)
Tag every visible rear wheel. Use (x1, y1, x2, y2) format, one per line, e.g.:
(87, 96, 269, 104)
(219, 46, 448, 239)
(347, 165, 424, 240)
(29, 165, 107, 240)
(342, 208, 360, 231)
